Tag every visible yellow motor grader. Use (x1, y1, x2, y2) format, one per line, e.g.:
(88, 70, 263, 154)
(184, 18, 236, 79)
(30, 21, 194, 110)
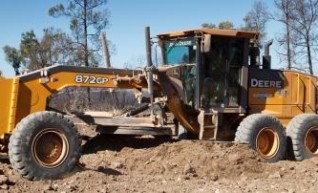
(0, 27, 318, 180)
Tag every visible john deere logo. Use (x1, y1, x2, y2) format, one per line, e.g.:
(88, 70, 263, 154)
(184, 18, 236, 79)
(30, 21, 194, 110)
(250, 78, 282, 88)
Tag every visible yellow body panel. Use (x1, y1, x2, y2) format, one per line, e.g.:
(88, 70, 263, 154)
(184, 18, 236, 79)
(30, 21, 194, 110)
(249, 70, 318, 126)
(0, 77, 19, 138)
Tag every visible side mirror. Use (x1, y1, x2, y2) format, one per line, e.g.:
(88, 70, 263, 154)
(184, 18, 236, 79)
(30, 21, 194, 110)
(202, 34, 211, 53)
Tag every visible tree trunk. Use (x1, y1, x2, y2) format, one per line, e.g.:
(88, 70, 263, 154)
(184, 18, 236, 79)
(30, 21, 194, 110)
(286, 16, 292, 69)
(306, 36, 313, 75)
(83, 0, 91, 106)
(83, 0, 89, 67)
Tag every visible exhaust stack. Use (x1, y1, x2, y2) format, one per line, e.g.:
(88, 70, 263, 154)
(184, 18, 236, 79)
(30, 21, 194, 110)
(263, 39, 273, 69)
(145, 26, 154, 114)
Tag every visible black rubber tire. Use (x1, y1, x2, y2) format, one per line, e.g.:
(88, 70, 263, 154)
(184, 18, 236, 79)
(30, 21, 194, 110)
(286, 114, 318, 161)
(8, 111, 81, 180)
(235, 114, 286, 162)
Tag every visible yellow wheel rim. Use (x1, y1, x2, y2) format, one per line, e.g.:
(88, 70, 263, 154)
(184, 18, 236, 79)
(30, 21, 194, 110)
(305, 127, 318, 155)
(256, 127, 279, 159)
(32, 128, 69, 168)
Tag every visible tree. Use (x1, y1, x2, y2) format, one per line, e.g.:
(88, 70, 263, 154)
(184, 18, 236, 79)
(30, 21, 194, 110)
(4, 28, 77, 73)
(3, 46, 23, 75)
(0, 69, 2, 76)
(49, 0, 109, 67)
(290, 0, 318, 75)
(201, 23, 216, 28)
(243, 1, 270, 45)
(275, 0, 318, 75)
(218, 21, 234, 29)
(19, 30, 43, 70)
(275, 0, 298, 70)
(41, 28, 79, 66)
(201, 21, 233, 29)
(19, 29, 75, 70)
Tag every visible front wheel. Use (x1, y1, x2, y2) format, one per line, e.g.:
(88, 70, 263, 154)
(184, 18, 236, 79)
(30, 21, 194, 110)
(8, 111, 81, 180)
(235, 114, 286, 162)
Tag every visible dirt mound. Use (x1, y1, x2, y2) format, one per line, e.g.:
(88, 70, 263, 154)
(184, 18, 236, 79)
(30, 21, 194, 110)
(1, 135, 318, 192)
(82, 138, 263, 178)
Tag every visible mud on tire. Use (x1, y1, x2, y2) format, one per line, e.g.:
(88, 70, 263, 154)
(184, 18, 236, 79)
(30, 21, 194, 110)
(8, 111, 81, 180)
(286, 114, 318, 161)
(235, 114, 286, 162)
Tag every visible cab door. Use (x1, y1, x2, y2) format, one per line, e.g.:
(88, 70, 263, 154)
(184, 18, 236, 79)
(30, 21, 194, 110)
(201, 36, 247, 109)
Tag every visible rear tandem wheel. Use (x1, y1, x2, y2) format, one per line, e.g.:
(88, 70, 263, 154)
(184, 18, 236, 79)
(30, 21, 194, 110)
(235, 114, 286, 162)
(286, 114, 318, 160)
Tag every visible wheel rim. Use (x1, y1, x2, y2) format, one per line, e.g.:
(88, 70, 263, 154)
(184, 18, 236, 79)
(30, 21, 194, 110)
(32, 128, 69, 168)
(305, 127, 318, 155)
(256, 127, 279, 159)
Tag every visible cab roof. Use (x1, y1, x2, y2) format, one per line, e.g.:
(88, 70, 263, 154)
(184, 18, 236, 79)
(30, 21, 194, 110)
(157, 28, 259, 39)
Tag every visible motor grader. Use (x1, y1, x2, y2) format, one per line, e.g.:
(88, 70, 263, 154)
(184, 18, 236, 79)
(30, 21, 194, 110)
(0, 27, 318, 180)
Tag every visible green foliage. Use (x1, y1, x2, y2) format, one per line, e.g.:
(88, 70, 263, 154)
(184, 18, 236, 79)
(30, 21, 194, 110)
(201, 21, 234, 29)
(49, 0, 109, 67)
(3, 28, 80, 72)
(20, 29, 71, 70)
(20, 30, 42, 70)
(218, 21, 234, 29)
(201, 23, 216, 28)
(48, 4, 65, 17)
(3, 46, 23, 75)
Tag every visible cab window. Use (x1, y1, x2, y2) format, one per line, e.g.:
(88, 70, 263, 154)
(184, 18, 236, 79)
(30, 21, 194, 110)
(164, 38, 196, 65)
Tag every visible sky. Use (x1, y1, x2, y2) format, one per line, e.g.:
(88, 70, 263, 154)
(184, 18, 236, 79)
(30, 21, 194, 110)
(0, 0, 283, 77)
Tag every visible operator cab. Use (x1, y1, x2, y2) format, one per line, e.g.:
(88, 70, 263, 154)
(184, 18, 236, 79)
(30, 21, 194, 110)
(158, 28, 258, 112)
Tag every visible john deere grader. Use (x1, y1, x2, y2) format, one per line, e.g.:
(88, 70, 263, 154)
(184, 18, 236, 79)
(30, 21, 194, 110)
(0, 27, 318, 180)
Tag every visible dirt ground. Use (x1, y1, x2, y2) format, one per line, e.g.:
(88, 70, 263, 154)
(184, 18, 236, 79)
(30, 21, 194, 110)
(0, 132, 318, 193)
